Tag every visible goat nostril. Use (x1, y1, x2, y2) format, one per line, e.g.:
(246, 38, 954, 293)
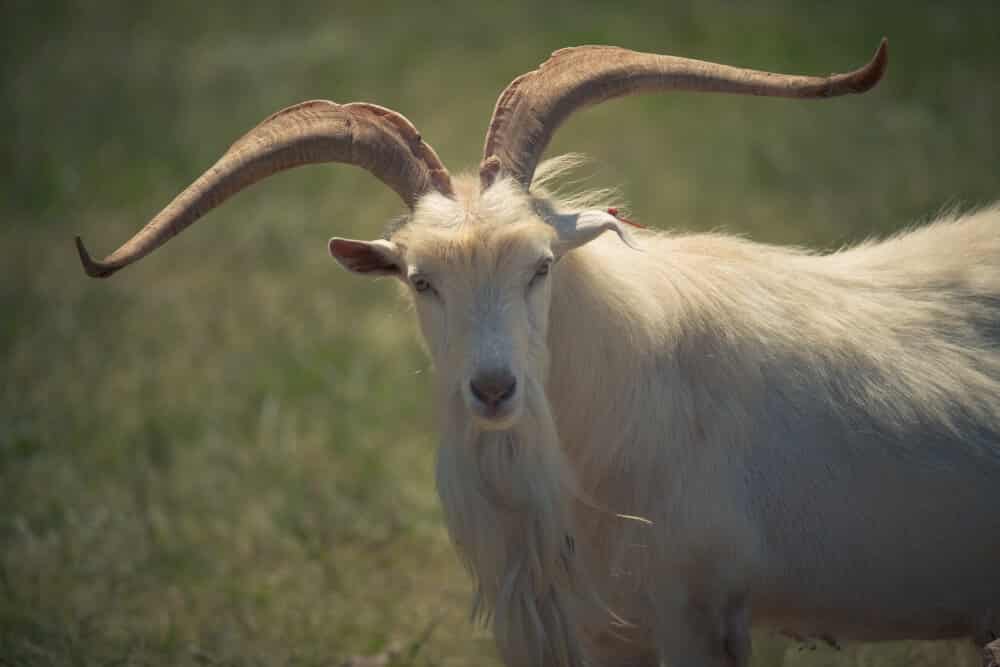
(470, 371, 517, 409)
(469, 381, 488, 405)
(497, 378, 516, 402)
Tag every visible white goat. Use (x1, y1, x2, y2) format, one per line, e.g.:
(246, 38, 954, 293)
(76, 40, 1000, 666)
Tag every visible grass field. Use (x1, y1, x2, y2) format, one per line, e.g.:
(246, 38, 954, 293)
(2, 2, 998, 665)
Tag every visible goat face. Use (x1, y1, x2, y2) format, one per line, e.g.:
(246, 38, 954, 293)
(328, 181, 636, 432)
(400, 219, 556, 431)
(329, 186, 557, 431)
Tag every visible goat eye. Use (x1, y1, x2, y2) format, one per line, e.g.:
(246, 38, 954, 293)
(411, 276, 433, 293)
(530, 259, 552, 285)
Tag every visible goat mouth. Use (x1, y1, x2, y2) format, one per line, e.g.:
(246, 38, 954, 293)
(468, 400, 521, 431)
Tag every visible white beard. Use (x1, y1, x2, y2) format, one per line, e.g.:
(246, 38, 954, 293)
(435, 376, 611, 667)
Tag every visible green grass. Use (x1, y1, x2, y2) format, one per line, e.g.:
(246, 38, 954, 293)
(2, 1, 997, 665)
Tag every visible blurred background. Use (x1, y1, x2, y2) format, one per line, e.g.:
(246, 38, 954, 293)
(2, 1, 998, 665)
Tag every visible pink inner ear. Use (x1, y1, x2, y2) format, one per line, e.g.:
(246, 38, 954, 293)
(329, 239, 398, 274)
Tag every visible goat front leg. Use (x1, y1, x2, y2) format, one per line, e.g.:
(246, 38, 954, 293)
(652, 587, 751, 667)
(582, 624, 660, 667)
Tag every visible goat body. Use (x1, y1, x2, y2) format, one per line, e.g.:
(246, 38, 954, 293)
(430, 175, 1000, 666)
(564, 204, 1000, 658)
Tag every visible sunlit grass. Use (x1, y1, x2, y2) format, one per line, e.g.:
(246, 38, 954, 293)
(2, 2, 996, 665)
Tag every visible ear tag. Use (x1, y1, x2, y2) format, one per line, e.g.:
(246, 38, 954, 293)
(606, 208, 646, 229)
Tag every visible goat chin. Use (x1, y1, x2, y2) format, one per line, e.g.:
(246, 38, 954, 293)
(435, 376, 609, 666)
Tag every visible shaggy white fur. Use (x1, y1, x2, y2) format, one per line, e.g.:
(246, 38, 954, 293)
(332, 157, 1000, 667)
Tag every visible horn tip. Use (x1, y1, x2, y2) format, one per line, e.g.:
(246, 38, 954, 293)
(856, 37, 889, 93)
(75, 236, 116, 278)
(873, 36, 889, 71)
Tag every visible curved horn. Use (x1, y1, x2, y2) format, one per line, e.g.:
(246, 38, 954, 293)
(76, 100, 453, 278)
(481, 38, 887, 190)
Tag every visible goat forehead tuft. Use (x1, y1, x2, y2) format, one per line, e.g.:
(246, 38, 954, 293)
(398, 222, 554, 275)
(390, 173, 553, 258)
(405, 174, 536, 230)
(391, 156, 612, 243)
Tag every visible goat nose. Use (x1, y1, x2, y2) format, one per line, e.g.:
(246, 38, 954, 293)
(470, 369, 517, 408)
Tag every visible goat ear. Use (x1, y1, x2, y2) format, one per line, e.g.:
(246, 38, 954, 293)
(328, 238, 402, 276)
(550, 210, 641, 257)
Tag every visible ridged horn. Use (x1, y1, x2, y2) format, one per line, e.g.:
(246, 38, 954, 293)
(76, 100, 453, 278)
(481, 38, 887, 190)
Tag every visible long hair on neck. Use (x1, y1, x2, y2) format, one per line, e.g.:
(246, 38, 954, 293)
(435, 373, 611, 666)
